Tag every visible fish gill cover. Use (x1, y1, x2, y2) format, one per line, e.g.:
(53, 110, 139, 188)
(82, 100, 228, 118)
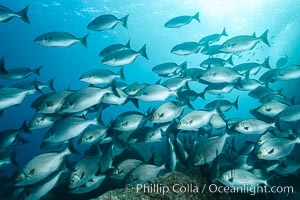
(0, 0, 300, 199)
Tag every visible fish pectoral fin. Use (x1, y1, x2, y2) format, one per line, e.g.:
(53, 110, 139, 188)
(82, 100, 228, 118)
(244, 126, 249, 130)
(229, 177, 234, 182)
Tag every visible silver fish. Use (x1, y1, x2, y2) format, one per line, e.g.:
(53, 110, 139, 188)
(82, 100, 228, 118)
(192, 133, 228, 166)
(14, 147, 71, 186)
(220, 30, 270, 53)
(152, 61, 187, 77)
(199, 28, 227, 46)
(0, 5, 29, 24)
(87, 14, 129, 31)
(233, 57, 270, 75)
(124, 82, 148, 96)
(144, 123, 170, 143)
(0, 86, 39, 111)
(28, 113, 61, 130)
(78, 125, 108, 145)
(110, 159, 143, 180)
(70, 174, 106, 194)
(253, 102, 288, 118)
(99, 39, 131, 57)
(174, 135, 188, 164)
(248, 86, 273, 99)
(11, 78, 55, 92)
(60, 87, 111, 113)
(0, 121, 25, 150)
(23, 170, 65, 200)
(177, 109, 219, 131)
(0, 58, 43, 80)
(210, 114, 226, 129)
(34, 32, 88, 47)
(218, 169, 269, 187)
(278, 104, 300, 122)
(126, 163, 165, 186)
(134, 84, 176, 102)
(80, 67, 125, 85)
(257, 137, 300, 160)
(257, 131, 276, 145)
(164, 12, 200, 28)
(167, 136, 177, 171)
(200, 55, 233, 68)
(113, 111, 148, 132)
(259, 68, 279, 83)
(259, 92, 294, 105)
(171, 42, 202, 55)
(272, 65, 300, 81)
(43, 114, 100, 145)
(199, 67, 242, 83)
(203, 83, 235, 95)
(235, 76, 263, 91)
(151, 101, 185, 123)
(205, 97, 239, 112)
(37, 90, 74, 114)
(100, 143, 114, 173)
(232, 119, 275, 135)
(69, 155, 100, 189)
(102, 44, 148, 66)
(161, 77, 191, 91)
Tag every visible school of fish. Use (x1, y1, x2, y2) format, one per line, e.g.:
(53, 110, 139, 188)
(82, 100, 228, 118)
(0, 4, 299, 200)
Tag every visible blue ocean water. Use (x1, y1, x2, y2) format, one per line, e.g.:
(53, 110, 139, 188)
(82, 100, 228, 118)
(1, 0, 300, 199)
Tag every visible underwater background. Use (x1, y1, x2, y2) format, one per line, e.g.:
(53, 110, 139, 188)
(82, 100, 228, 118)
(1, 0, 300, 199)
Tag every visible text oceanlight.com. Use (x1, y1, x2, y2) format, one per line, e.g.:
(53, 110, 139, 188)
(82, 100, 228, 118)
(125, 183, 294, 196)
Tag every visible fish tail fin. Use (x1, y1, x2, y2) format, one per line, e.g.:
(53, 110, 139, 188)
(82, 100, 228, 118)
(47, 78, 56, 92)
(34, 81, 43, 94)
(111, 79, 121, 98)
(180, 61, 188, 74)
(198, 91, 205, 100)
(0, 57, 7, 74)
(129, 97, 139, 109)
(118, 67, 126, 81)
(17, 6, 30, 24)
(259, 29, 270, 47)
(34, 65, 44, 76)
(186, 101, 195, 110)
(125, 39, 131, 49)
(227, 55, 234, 65)
(120, 14, 129, 28)
(233, 96, 239, 110)
(221, 27, 228, 36)
(21, 120, 31, 134)
(138, 44, 148, 59)
(80, 34, 89, 48)
(193, 12, 200, 23)
(262, 56, 271, 69)
(66, 141, 81, 155)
